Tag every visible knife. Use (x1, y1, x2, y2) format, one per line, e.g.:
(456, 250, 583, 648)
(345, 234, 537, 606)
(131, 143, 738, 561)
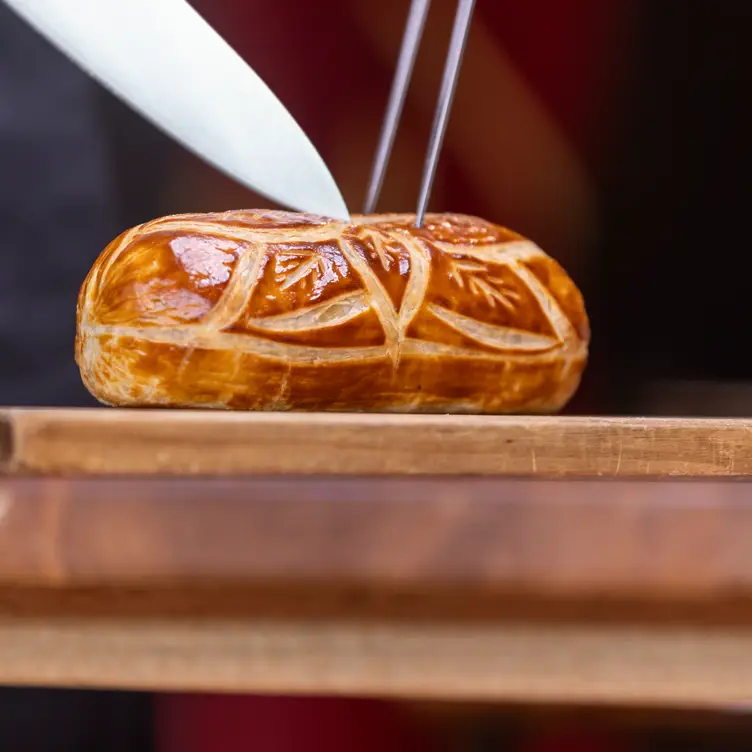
(1, 0, 350, 221)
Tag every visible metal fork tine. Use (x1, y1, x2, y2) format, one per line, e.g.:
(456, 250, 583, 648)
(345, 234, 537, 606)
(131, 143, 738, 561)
(415, 0, 475, 227)
(363, 0, 431, 215)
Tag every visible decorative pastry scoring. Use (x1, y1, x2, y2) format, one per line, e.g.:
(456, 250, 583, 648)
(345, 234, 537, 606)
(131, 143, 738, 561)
(76, 210, 589, 413)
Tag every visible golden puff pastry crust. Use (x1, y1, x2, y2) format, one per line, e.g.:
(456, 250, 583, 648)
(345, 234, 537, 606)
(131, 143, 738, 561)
(75, 210, 589, 413)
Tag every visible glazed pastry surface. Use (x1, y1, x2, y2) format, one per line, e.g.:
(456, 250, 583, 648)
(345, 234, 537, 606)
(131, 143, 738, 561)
(76, 210, 589, 413)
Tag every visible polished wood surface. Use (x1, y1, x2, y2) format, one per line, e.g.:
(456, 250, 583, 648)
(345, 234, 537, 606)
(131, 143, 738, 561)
(2, 407, 752, 477)
(0, 474, 752, 704)
(0, 475, 750, 598)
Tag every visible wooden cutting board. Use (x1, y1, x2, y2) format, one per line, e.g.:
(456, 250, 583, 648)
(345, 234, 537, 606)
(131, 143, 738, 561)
(0, 408, 750, 477)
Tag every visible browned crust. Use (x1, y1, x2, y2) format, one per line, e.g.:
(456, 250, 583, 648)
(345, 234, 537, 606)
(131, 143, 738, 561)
(75, 210, 589, 413)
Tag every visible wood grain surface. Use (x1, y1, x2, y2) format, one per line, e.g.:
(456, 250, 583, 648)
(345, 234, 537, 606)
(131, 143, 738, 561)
(1, 407, 752, 477)
(0, 475, 749, 602)
(3, 615, 752, 707)
(0, 475, 752, 704)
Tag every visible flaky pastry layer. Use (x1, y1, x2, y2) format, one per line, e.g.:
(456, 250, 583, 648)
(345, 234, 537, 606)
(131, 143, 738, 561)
(75, 210, 589, 413)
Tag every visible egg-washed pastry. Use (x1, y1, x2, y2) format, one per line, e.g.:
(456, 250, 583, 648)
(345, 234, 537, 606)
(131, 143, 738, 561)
(76, 210, 589, 413)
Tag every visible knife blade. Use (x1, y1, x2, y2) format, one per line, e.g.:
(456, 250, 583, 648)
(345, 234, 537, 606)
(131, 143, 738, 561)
(2, 0, 350, 221)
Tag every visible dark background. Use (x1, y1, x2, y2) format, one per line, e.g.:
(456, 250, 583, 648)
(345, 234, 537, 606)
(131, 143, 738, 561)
(0, 0, 750, 749)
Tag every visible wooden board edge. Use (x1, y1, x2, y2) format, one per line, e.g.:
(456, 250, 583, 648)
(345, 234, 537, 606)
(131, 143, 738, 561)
(0, 411, 16, 474)
(2, 407, 752, 478)
(0, 614, 751, 706)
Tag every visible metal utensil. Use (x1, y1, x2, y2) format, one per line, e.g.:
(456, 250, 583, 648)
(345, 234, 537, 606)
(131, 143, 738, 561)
(364, 0, 476, 226)
(2, 0, 350, 220)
